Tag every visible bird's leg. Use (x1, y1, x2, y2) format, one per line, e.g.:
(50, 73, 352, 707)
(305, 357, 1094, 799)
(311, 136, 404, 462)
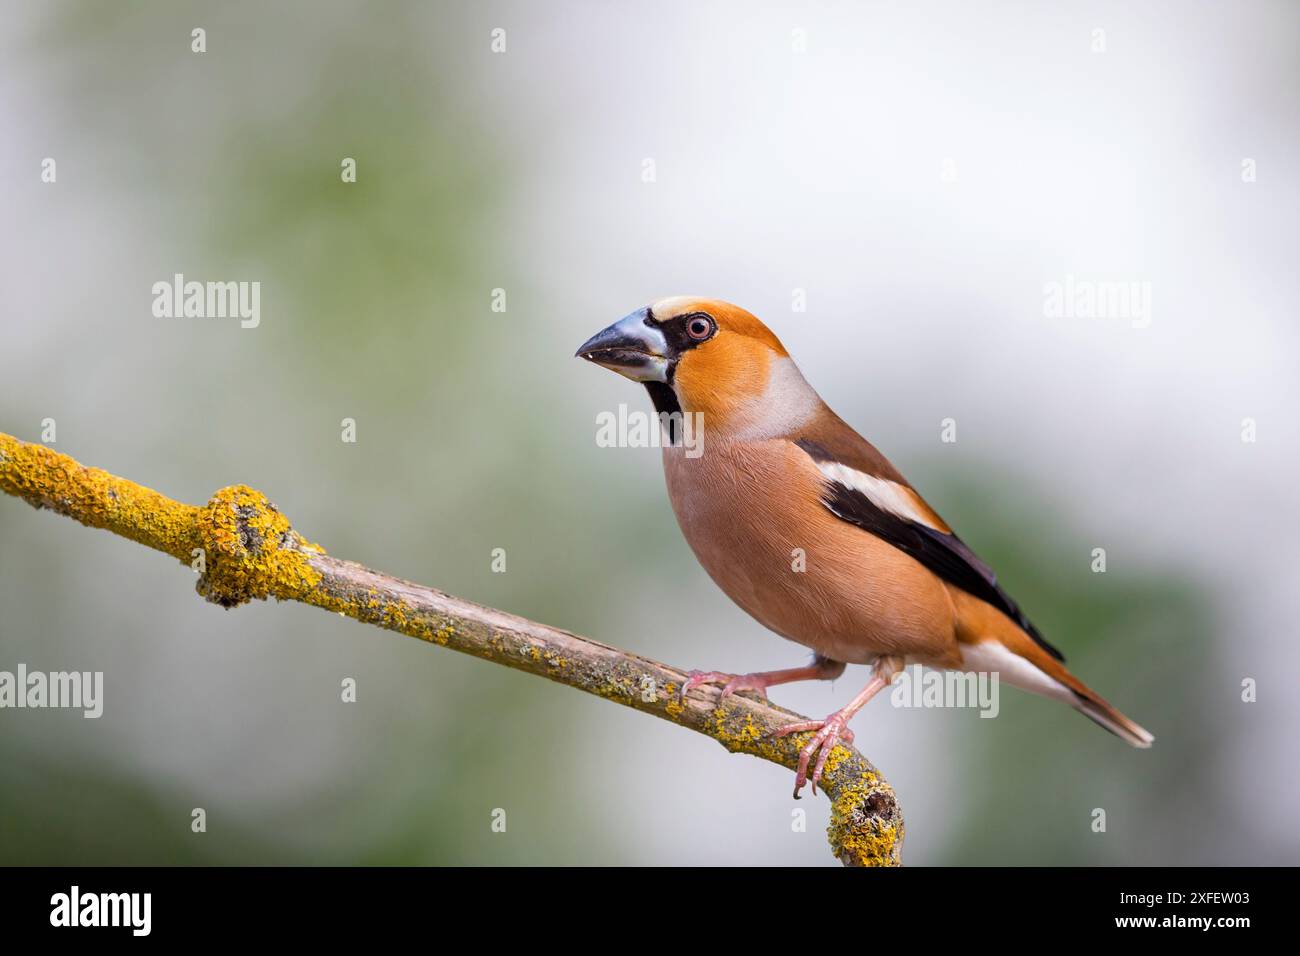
(680, 654, 846, 705)
(769, 655, 904, 798)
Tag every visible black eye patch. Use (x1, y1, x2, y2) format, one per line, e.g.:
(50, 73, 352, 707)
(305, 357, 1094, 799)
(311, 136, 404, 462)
(646, 310, 717, 356)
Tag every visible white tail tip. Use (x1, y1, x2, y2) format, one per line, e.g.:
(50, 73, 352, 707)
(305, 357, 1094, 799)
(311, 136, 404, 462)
(1073, 694, 1154, 748)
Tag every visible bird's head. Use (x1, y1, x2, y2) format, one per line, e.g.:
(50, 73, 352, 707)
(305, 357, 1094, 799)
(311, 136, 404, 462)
(576, 297, 812, 434)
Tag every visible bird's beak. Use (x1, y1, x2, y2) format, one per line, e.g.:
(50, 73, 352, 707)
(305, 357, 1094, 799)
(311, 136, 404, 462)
(575, 308, 670, 383)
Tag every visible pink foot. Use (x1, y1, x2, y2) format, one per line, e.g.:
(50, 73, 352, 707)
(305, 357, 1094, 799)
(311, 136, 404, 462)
(679, 670, 772, 705)
(769, 712, 856, 799)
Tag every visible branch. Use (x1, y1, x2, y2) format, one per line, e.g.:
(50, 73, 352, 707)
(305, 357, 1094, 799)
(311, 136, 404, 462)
(0, 431, 904, 865)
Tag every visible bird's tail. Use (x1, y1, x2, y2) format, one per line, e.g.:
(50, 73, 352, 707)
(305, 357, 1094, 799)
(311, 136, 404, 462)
(949, 587, 1154, 748)
(1068, 686, 1154, 748)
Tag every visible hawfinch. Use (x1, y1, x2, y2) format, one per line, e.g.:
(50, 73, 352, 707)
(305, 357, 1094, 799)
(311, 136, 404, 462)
(577, 297, 1153, 796)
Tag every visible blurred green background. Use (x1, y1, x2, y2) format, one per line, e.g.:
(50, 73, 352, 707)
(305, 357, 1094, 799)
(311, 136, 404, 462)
(1, 1, 1296, 865)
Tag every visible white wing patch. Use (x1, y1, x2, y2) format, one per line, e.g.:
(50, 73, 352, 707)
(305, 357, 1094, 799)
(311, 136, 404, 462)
(812, 460, 940, 530)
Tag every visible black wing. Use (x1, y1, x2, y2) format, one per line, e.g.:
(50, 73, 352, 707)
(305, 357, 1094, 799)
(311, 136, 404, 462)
(795, 438, 1063, 662)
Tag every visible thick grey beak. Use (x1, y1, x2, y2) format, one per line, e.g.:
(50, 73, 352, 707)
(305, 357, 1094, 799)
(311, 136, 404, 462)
(575, 308, 669, 383)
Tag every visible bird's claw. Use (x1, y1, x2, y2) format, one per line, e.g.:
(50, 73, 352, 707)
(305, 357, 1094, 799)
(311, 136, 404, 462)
(768, 713, 856, 799)
(679, 670, 771, 706)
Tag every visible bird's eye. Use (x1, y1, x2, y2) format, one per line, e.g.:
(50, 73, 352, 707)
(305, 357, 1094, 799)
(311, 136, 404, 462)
(686, 315, 714, 340)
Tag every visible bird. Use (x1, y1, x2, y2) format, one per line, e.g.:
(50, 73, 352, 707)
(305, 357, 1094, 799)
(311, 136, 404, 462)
(576, 296, 1153, 797)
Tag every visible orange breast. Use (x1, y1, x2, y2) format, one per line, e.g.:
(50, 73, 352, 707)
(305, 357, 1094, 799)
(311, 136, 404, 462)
(662, 439, 962, 667)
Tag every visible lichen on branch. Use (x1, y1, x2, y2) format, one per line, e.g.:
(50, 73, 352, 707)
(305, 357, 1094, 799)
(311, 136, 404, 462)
(0, 431, 904, 866)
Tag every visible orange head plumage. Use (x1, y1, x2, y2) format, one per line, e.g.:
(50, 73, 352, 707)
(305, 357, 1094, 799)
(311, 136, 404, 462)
(576, 297, 810, 434)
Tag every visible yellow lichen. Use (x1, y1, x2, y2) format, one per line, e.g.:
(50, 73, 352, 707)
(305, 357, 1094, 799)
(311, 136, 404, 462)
(193, 485, 322, 608)
(827, 774, 902, 867)
(0, 433, 202, 561)
(0, 437, 326, 611)
(711, 707, 785, 762)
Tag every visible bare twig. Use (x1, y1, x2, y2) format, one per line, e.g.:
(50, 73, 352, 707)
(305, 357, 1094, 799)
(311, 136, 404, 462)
(0, 431, 904, 865)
